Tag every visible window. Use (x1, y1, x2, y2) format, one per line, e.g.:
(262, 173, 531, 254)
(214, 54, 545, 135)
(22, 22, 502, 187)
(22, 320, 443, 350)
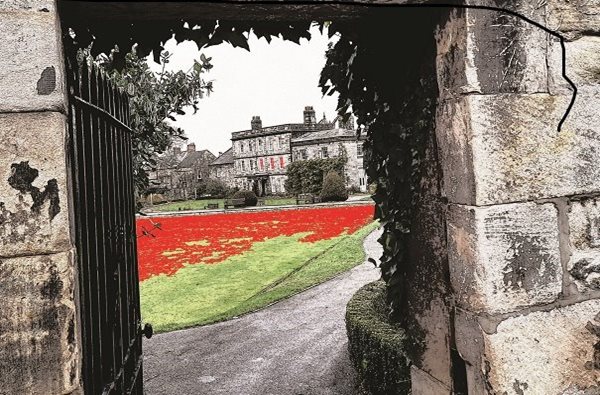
(279, 156, 285, 169)
(258, 139, 263, 151)
(279, 136, 286, 149)
(259, 158, 264, 170)
(357, 144, 363, 156)
(268, 139, 273, 151)
(240, 142, 245, 153)
(250, 160, 255, 171)
(241, 160, 246, 171)
(300, 149, 307, 160)
(321, 147, 329, 158)
(270, 157, 275, 170)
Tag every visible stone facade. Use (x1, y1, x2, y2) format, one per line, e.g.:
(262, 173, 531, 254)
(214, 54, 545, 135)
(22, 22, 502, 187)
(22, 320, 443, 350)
(228, 106, 366, 195)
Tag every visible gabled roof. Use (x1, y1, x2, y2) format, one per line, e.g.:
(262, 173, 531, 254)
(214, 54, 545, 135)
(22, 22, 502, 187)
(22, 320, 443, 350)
(210, 148, 234, 166)
(177, 149, 216, 169)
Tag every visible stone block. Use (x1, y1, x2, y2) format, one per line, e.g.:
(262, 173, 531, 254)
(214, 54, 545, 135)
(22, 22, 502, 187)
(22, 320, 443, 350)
(436, 4, 548, 99)
(410, 365, 452, 395)
(437, 91, 600, 205)
(0, 251, 80, 394)
(548, 0, 600, 40)
(448, 202, 562, 314)
(455, 301, 600, 394)
(568, 198, 600, 292)
(0, 0, 56, 11)
(0, 112, 72, 257)
(549, 35, 600, 95)
(0, 6, 66, 113)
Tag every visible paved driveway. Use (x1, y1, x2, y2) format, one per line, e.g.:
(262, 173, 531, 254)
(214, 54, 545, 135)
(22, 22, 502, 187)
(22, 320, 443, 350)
(143, 228, 383, 395)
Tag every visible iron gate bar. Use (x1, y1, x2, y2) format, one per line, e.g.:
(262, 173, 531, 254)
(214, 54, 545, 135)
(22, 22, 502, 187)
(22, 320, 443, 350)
(72, 95, 133, 132)
(67, 60, 144, 395)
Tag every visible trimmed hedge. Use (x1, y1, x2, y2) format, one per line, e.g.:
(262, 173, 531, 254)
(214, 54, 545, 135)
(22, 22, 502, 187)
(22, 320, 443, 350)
(346, 280, 411, 394)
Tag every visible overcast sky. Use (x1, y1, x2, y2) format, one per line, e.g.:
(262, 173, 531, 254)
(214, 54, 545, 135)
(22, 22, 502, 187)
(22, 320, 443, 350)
(149, 25, 339, 156)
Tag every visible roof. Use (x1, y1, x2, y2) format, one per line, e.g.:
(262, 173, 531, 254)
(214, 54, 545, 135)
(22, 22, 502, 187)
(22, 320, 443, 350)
(210, 148, 234, 166)
(231, 122, 334, 141)
(177, 149, 216, 169)
(291, 128, 359, 144)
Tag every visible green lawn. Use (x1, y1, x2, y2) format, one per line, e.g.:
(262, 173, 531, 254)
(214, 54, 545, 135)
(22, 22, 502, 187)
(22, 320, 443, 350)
(151, 197, 297, 212)
(140, 221, 379, 333)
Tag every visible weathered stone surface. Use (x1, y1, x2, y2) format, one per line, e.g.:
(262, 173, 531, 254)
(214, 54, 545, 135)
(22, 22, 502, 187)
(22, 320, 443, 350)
(0, 6, 66, 113)
(404, 128, 453, 388)
(0, 251, 80, 394)
(437, 91, 600, 205)
(0, 0, 56, 11)
(410, 365, 452, 395)
(568, 198, 600, 292)
(448, 202, 562, 314)
(548, 0, 600, 40)
(0, 112, 72, 257)
(436, 4, 548, 99)
(456, 301, 600, 394)
(549, 35, 600, 95)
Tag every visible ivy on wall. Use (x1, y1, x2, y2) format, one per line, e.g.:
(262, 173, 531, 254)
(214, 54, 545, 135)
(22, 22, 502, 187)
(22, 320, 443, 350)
(319, 10, 444, 321)
(285, 157, 346, 195)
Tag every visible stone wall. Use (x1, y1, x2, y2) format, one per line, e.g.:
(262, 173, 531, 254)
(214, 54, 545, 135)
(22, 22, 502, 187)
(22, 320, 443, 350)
(434, 2, 600, 393)
(0, 0, 81, 393)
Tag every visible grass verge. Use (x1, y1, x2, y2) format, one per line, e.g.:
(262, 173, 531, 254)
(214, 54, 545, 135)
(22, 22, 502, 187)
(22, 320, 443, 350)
(151, 197, 297, 212)
(140, 221, 378, 333)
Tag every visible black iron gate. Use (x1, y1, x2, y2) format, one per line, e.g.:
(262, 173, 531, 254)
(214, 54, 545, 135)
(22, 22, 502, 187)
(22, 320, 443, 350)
(67, 61, 149, 394)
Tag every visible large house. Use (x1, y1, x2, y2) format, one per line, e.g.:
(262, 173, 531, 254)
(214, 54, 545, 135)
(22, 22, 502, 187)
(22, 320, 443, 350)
(148, 143, 216, 200)
(209, 106, 367, 195)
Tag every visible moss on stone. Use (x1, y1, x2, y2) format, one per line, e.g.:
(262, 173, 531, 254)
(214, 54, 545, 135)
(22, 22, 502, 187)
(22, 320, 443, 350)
(346, 280, 412, 394)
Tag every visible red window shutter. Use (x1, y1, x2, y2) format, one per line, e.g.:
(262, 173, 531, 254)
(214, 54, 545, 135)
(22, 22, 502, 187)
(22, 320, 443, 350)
(270, 157, 275, 169)
(279, 156, 285, 168)
(259, 158, 264, 170)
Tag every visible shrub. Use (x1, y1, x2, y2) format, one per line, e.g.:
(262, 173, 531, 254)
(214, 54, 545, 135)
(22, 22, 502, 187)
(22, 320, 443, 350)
(232, 190, 258, 206)
(226, 186, 240, 198)
(320, 171, 348, 202)
(346, 281, 411, 394)
(204, 178, 228, 197)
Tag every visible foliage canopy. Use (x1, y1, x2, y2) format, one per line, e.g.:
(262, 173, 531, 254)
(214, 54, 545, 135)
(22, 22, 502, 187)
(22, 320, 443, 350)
(95, 50, 213, 192)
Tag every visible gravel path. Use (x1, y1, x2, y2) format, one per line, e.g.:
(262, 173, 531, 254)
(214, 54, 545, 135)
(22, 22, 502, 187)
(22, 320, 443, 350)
(143, 227, 383, 395)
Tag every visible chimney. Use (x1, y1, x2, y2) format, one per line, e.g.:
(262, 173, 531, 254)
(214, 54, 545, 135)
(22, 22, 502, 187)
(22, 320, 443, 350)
(218, 151, 223, 156)
(251, 116, 262, 130)
(303, 106, 316, 125)
(187, 143, 196, 152)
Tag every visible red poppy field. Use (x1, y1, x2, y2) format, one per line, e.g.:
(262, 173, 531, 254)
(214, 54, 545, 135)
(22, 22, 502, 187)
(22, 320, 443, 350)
(137, 204, 375, 281)
(136, 204, 377, 332)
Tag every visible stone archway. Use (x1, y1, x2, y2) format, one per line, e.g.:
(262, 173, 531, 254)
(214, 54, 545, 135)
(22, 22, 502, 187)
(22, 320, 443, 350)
(2, 1, 600, 394)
